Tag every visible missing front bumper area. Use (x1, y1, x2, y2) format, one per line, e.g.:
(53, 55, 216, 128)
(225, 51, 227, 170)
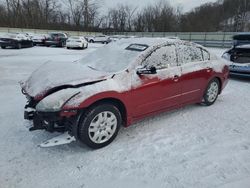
(24, 109, 76, 134)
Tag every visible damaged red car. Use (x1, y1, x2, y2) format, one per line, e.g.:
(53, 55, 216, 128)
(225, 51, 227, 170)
(20, 38, 229, 149)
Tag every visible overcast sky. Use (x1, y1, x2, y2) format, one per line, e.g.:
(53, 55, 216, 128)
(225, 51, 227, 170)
(103, 0, 218, 12)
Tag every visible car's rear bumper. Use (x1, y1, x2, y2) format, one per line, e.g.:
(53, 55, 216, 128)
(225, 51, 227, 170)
(33, 41, 45, 45)
(45, 41, 61, 46)
(230, 71, 250, 78)
(66, 43, 83, 48)
(229, 65, 250, 78)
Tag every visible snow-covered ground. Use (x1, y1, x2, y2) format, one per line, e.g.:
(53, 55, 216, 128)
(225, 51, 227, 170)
(0, 44, 250, 188)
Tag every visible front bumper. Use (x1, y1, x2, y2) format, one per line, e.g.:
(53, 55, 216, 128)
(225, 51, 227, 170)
(24, 97, 79, 136)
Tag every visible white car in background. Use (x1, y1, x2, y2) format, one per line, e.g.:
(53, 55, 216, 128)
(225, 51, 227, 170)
(66, 36, 88, 49)
(32, 34, 50, 46)
(87, 35, 111, 44)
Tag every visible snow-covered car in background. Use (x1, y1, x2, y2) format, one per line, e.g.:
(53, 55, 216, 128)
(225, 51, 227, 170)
(222, 34, 250, 78)
(45, 32, 68, 47)
(32, 34, 50, 46)
(87, 35, 111, 44)
(20, 38, 229, 149)
(66, 36, 88, 49)
(0, 33, 33, 49)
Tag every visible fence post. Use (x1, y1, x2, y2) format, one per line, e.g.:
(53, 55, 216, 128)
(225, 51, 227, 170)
(204, 32, 207, 46)
(189, 32, 192, 41)
(222, 32, 226, 48)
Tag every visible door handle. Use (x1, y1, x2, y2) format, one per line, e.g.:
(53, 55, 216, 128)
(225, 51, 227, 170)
(173, 75, 179, 82)
(206, 67, 212, 72)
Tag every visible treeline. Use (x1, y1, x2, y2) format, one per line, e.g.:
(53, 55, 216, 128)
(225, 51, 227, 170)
(0, 0, 249, 32)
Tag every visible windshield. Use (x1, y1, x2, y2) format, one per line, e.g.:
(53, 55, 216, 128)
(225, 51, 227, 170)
(79, 41, 144, 73)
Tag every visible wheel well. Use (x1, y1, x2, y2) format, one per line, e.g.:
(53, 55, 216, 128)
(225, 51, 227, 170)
(88, 98, 127, 126)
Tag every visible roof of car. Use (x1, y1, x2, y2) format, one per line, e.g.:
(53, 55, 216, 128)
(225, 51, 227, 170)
(113, 37, 188, 48)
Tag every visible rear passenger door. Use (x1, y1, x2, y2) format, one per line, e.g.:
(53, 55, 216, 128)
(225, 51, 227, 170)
(177, 44, 213, 104)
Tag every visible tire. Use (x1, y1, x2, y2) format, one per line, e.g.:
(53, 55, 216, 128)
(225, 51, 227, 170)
(78, 103, 122, 149)
(59, 42, 63, 47)
(16, 43, 22, 49)
(67, 47, 70, 49)
(1, 46, 6, 49)
(202, 78, 220, 106)
(85, 43, 88, 49)
(89, 39, 94, 43)
(30, 42, 34, 47)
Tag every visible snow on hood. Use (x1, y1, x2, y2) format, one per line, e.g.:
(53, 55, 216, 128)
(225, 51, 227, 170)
(21, 61, 109, 98)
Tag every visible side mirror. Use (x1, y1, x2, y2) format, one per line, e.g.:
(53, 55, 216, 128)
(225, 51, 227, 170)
(136, 66, 157, 75)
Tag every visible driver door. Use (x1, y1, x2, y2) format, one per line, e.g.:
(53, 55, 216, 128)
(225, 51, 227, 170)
(130, 45, 182, 118)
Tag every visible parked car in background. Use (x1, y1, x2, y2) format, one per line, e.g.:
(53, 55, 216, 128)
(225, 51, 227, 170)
(222, 33, 250, 78)
(0, 33, 33, 49)
(233, 33, 250, 47)
(66, 36, 88, 49)
(87, 35, 111, 44)
(20, 38, 229, 149)
(45, 32, 68, 47)
(32, 34, 50, 46)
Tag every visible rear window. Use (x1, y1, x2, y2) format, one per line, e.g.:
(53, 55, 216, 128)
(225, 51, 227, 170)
(177, 45, 203, 65)
(233, 34, 250, 41)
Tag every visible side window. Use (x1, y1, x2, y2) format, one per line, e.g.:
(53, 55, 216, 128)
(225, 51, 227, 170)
(59, 34, 65, 38)
(143, 45, 177, 70)
(177, 45, 203, 65)
(202, 49, 210, 61)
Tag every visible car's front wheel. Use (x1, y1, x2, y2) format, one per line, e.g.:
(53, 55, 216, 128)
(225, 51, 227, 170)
(78, 103, 121, 149)
(202, 78, 220, 106)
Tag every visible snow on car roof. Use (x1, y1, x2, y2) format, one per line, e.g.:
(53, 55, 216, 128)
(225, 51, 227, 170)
(79, 38, 182, 73)
(114, 37, 178, 47)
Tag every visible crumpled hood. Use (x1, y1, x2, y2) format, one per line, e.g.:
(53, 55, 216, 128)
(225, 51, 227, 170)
(20, 61, 109, 98)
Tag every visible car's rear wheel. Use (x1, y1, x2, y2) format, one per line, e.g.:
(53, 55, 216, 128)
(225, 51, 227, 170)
(202, 78, 220, 106)
(1, 46, 6, 49)
(78, 103, 121, 149)
(89, 39, 94, 43)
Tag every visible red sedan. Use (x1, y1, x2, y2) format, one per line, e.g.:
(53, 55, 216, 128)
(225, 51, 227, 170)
(20, 38, 229, 149)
